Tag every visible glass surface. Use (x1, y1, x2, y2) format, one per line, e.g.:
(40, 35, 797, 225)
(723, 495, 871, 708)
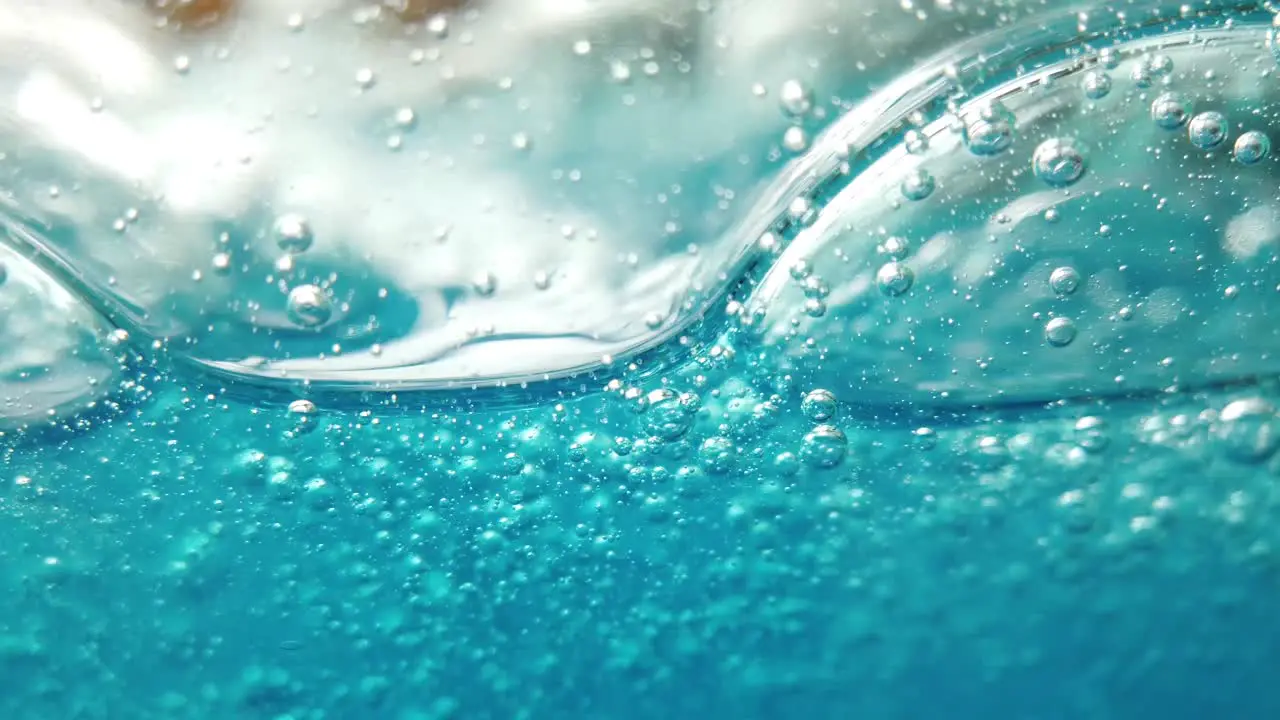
(3, 1, 1280, 718)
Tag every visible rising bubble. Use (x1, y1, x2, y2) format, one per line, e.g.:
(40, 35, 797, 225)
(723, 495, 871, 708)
(1049, 266, 1081, 296)
(1044, 316, 1078, 347)
(1233, 130, 1271, 165)
(1150, 92, 1191, 130)
(273, 213, 314, 254)
(801, 389, 838, 423)
(961, 101, 1016, 156)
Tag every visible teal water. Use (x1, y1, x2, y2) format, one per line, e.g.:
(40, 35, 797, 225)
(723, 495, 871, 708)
(4, 2, 1280, 719)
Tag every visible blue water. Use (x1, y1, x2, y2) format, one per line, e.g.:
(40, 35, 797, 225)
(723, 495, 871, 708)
(4, 2, 1280, 719)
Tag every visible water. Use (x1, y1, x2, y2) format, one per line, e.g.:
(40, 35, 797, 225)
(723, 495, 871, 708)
(3, 1, 1280, 718)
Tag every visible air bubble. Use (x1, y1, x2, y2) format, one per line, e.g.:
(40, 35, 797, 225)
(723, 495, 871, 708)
(801, 425, 848, 469)
(273, 214, 314, 254)
(961, 101, 1016, 156)
(779, 79, 814, 117)
(1233, 131, 1271, 165)
(879, 236, 911, 260)
(472, 272, 497, 297)
(876, 262, 914, 296)
(1187, 111, 1228, 150)
(1049, 266, 1081, 296)
(644, 389, 698, 441)
(1081, 70, 1111, 99)
(286, 284, 333, 328)
(801, 389, 838, 422)
(900, 168, 936, 201)
(1044, 317, 1078, 347)
(1150, 92, 1191, 130)
(782, 126, 809, 153)
(287, 399, 319, 435)
(1032, 137, 1087, 187)
(904, 129, 929, 154)
(1214, 398, 1278, 463)
(1073, 416, 1110, 453)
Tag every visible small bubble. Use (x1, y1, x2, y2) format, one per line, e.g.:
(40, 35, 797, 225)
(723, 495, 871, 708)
(1233, 130, 1271, 165)
(904, 129, 929, 154)
(876, 261, 914, 297)
(1073, 416, 1110, 453)
(1081, 69, 1112, 99)
(472, 272, 497, 297)
(779, 79, 814, 117)
(801, 425, 848, 469)
(355, 68, 377, 89)
(288, 399, 319, 435)
(1130, 64, 1153, 88)
(393, 107, 417, 129)
(533, 270, 552, 291)
(273, 213, 314, 253)
(961, 101, 1016, 156)
(900, 168, 936, 200)
(173, 55, 191, 74)
(1044, 316, 1078, 347)
(211, 252, 232, 275)
(801, 389, 838, 422)
(644, 389, 698, 441)
(286, 284, 333, 328)
(1145, 54, 1174, 77)
(511, 132, 532, 152)
(1032, 137, 1087, 187)
(1214, 398, 1278, 463)
(879, 236, 911, 259)
(0, 262, 7, 286)
(1187, 111, 1228, 150)
(1150, 92, 1191, 130)
(782, 126, 809, 153)
(1098, 48, 1120, 69)
(426, 14, 449, 38)
(1049, 266, 1081, 296)
(803, 298, 827, 317)
(912, 427, 938, 450)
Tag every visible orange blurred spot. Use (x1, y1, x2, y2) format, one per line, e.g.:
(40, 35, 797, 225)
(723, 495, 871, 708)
(148, 0, 235, 29)
(392, 0, 469, 23)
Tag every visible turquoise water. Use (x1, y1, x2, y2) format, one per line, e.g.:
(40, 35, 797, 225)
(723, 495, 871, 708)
(4, 2, 1280, 718)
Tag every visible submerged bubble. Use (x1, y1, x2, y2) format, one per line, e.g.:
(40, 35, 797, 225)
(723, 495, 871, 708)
(876, 262, 914, 296)
(1049, 266, 1081, 296)
(879, 236, 911, 260)
(779, 79, 814, 117)
(644, 389, 698, 441)
(1081, 70, 1112, 99)
(961, 101, 1016, 156)
(1044, 316, 1078, 347)
(904, 129, 929, 155)
(1214, 398, 1278, 463)
(1073, 416, 1110, 453)
(1032, 137, 1087, 187)
(900, 168, 936, 201)
(801, 425, 848, 469)
(1150, 92, 1191, 130)
(286, 284, 333, 328)
(801, 389, 838, 422)
(782, 126, 809, 153)
(287, 398, 319, 435)
(472, 271, 498, 297)
(1233, 130, 1271, 165)
(273, 213, 314, 254)
(1187, 111, 1228, 150)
